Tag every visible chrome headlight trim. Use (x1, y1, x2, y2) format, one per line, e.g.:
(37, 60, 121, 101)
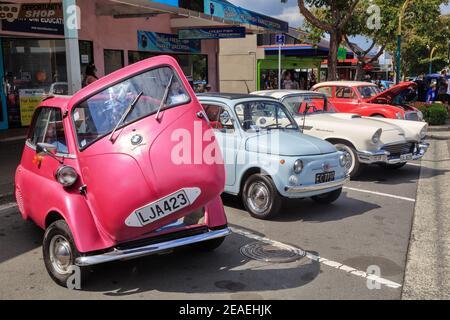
(372, 128, 383, 144)
(55, 165, 78, 187)
(294, 159, 304, 174)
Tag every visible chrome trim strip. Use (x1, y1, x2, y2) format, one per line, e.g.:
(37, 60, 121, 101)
(284, 176, 349, 194)
(25, 140, 76, 159)
(357, 142, 430, 164)
(75, 228, 231, 267)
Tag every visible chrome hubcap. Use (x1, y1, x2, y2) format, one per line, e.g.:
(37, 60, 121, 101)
(49, 235, 72, 275)
(247, 182, 270, 214)
(336, 144, 355, 174)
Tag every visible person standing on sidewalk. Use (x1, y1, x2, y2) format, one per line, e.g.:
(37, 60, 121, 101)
(426, 83, 437, 104)
(437, 70, 448, 103)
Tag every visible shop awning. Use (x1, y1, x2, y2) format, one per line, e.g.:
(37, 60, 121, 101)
(97, 0, 288, 33)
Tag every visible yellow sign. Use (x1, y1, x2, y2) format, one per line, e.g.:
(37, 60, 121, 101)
(19, 89, 45, 126)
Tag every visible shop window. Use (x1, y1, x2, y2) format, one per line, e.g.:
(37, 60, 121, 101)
(2, 38, 67, 128)
(128, 51, 155, 65)
(104, 49, 124, 75)
(79, 40, 94, 71)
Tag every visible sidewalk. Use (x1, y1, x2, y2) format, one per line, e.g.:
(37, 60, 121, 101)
(402, 130, 450, 299)
(0, 128, 28, 142)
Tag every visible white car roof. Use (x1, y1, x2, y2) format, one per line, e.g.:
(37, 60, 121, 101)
(252, 90, 324, 99)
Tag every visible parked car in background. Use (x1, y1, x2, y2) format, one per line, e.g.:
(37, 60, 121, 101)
(253, 90, 430, 178)
(15, 56, 230, 287)
(197, 93, 349, 220)
(48, 82, 68, 96)
(312, 81, 423, 121)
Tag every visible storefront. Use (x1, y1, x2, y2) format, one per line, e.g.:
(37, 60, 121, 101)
(257, 44, 328, 91)
(0, 0, 287, 130)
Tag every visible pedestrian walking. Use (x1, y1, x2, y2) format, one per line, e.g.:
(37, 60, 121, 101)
(437, 70, 448, 103)
(426, 83, 437, 104)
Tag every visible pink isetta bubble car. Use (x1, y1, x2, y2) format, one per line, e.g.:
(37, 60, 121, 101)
(15, 56, 230, 287)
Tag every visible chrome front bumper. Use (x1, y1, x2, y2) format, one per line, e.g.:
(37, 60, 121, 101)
(284, 176, 350, 194)
(357, 143, 430, 164)
(75, 228, 231, 267)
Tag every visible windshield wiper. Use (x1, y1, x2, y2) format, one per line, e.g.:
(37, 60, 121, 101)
(155, 74, 174, 123)
(109, 91, 144, 142)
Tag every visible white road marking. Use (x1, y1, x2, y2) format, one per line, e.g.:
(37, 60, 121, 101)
(0, 202, 18, 212)
(344, 187, 416, 203)
(230, 226, 402, 289)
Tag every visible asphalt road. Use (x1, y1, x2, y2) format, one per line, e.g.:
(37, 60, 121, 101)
(0, 138, 423, 299)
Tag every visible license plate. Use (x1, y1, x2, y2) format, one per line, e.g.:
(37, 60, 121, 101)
(315, 172, 335, 184)
(400, 153, 413, 161)
(125, 188, 201, 227)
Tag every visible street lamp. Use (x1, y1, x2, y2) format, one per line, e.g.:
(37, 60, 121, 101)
(396, 0, 412, 84)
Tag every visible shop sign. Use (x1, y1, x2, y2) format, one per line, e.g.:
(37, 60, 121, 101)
(1, 3, 64, 35)
(138, 31, 201, 54)
(204, 0, 288, 33)
(151, 0, 179, 7)
(178, 26, 245, 40)
(19, 89, 45, 127)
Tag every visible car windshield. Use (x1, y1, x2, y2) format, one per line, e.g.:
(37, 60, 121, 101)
(357, 85, 381, 99)
(234, 100, 298, 132)
(72, 66, 190, 149)
(282, 94, 335, 116)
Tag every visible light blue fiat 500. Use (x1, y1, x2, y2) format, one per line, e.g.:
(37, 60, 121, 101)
(198, 94, 349, 220)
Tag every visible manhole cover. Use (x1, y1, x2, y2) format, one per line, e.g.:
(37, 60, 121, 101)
(240, 242, 305, 264)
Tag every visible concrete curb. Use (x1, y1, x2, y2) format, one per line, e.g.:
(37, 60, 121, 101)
(402, 136, 450, 299)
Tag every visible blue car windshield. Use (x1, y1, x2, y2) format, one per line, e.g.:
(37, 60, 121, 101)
(234, 101, 298, 132)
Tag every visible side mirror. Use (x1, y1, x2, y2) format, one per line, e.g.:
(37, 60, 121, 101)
(219, 111, 231, 126)
(36, 143, 62, 164)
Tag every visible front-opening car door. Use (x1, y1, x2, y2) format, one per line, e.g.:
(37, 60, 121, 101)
(71, 64, 225, 243)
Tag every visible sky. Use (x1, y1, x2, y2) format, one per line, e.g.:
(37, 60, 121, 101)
(230, 0, 450, 50)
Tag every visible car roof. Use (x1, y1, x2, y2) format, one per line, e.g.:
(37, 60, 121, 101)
(252, 90, 324, 99)
(197, 93, 276, 100)
(197, 93, 278, 104)
(314, 81, 376, 87)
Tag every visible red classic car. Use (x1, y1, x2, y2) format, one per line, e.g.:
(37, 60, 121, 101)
(311, 81, 423, 121)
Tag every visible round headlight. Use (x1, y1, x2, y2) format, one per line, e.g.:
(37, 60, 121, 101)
(339, 154, 347, 167)
(55, 166, 78, 187)
(419, 126, 427, 139)
(294, 159, 304, 174)
(372, 128, 382, 144)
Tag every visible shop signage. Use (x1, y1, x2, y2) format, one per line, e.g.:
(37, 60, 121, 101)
(138, 31, 201, 54)
(204, 0, 288, 33)
(178, 26, 246, 40)
(151, 0, 179, 6)
(338, 47, 348, 60)
(1, 3, 64, 35)
(19, 89, 45, 127)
